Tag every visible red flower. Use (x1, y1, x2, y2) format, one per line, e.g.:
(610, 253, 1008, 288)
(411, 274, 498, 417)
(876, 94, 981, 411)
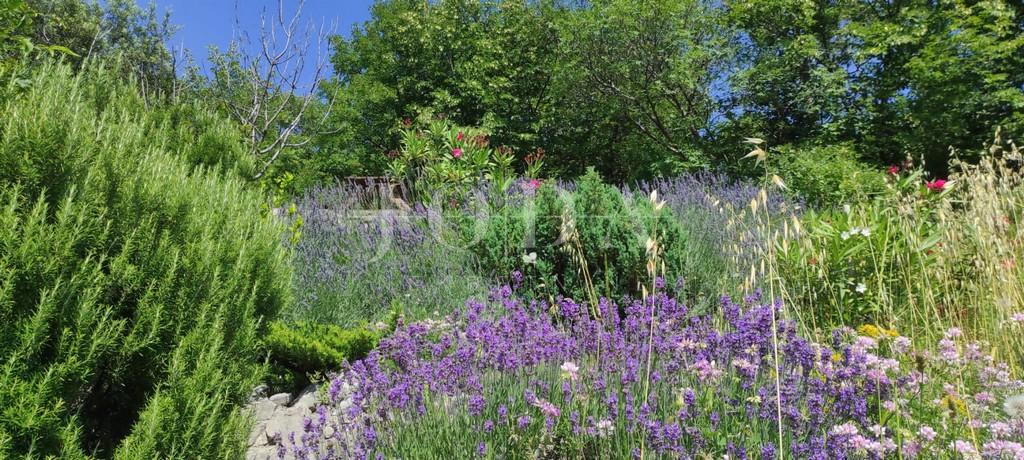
(456, 131, 464, 142)
(925, 179, 947, 192)
(887, 165, 900, 176)
(451, 148, 463, 159)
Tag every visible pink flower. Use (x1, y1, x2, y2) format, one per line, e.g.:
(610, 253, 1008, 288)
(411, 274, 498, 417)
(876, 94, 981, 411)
(887, 165, 900, 176)
(532, 398, 560, 419)
(452, 148, 462, 159)
(456, 131, 464, 141)
(925, 179, 947, 192)
(528, 179, 541, 190)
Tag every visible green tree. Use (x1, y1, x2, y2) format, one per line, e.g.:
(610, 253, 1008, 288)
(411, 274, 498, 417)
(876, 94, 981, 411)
(722, 0, 1024, 174)
(560, 0, 732, 169)
(322, 0, 562, 179)
(846, 0, 1024, 171)
(26, 0, 176, 97)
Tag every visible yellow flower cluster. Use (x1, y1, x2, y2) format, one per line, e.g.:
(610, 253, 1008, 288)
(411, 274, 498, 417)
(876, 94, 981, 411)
(857, 324, 899, 339)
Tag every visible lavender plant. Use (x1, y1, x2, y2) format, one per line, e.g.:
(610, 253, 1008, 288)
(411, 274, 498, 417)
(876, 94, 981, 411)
(288, 182, 490, 327)
(629, 172, 799, 300)
(284, 286, 1024, 459)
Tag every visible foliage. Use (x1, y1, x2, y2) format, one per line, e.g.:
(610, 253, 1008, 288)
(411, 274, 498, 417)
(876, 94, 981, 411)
(632, 172, 798, 304)
(26, 0, 176, 97)
(471, 169, 688, 303)
(290, 287, 1024, 458)
(560, 0, 731, 168)
(0, 62, 291, 458)
(721, 0, 1024, 175)
(0, 0, 34, 66)
(324, 0, 561, 179)
(766, 143, 887, 208)
(0, 0, 76, 69)
(264, 319, 394, 388)
(315, 0, 1024, 186)
(771, 135, 1024, 367)
(387, 113, 516, 204)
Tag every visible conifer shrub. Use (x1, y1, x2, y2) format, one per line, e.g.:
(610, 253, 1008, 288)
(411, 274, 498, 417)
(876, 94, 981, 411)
(472, 170, 693, 303)
(0, 62, 290, 458)
(263, 314, 398, 392)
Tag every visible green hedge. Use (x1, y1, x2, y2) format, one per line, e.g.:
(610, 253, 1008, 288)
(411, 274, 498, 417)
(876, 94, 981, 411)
(0, 62, 290, 458)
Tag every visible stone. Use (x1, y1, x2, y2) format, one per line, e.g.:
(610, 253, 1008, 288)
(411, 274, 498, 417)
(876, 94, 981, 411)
(245, 445, 279, 460)
(264, 412, 306, 446)
(291, 385, 318, 411)
(249, 399, 277, 422)
(249, 384, 270, 402)
(247, 421, 269, 447)
(269, 392, 291, 406)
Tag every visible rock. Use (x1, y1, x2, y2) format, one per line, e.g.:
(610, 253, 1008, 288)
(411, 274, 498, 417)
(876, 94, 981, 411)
(247, 421, 269, 447)
(249, 384, 270, 402)
(264, 411, 306, 446)
(269, 392, 291, 406)
(291, 385, 318, 411)
(249, 399, 277, 422)
(245, 445, 279, 460)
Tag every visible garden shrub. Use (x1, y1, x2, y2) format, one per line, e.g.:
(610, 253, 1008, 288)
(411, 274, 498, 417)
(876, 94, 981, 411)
(264, 318, 394, 385)
(387, 111, 516, 204)
(0, 62, 291, 458)
(768, 143, 887, 208)
(473, 169, 697, 303)
(632, 173, 798, 307)
(290, 182, 491, 327)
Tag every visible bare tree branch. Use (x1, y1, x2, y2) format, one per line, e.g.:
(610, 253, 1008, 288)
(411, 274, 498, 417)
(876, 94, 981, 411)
(212, 0, 338, 180)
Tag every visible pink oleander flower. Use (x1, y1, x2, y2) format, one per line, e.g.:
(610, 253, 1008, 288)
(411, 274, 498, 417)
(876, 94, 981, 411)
(452, 148, 463, 159)
(528, 179, 541, 190)
(926, 179, 947, 192)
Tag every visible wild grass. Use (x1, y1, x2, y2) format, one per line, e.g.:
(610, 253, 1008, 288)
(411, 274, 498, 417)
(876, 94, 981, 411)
(739, 132, 1024, 371)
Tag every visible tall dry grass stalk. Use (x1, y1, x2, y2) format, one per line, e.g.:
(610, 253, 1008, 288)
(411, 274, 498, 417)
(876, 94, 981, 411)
(743, 131, 1024, 371)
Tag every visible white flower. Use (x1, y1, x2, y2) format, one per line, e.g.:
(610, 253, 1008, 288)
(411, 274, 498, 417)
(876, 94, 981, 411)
(860, 227, 872, 237)
(841, 231, 851, 241)
(1004, 394, 1024, 418)
(522, 252, 537, 265)
(830, 422, 859, 436)
(594, 419, 615, 437)
(560, 361, 579, 380)
(855, 283, 867, 294)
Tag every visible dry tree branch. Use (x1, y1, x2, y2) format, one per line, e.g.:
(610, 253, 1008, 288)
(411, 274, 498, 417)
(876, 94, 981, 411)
(222, 0, 338, 180)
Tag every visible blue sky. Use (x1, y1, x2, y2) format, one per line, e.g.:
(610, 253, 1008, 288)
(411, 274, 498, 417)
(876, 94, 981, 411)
(147, 0, 375, 83)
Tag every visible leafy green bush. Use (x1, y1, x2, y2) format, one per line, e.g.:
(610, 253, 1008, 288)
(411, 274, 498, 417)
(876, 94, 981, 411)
(387, 112, 516, 204)
(472, 169, 692, 302)
(265, 320, 390, 377)
(768, 143, 887, 208)
(0, 62, 290, 458)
